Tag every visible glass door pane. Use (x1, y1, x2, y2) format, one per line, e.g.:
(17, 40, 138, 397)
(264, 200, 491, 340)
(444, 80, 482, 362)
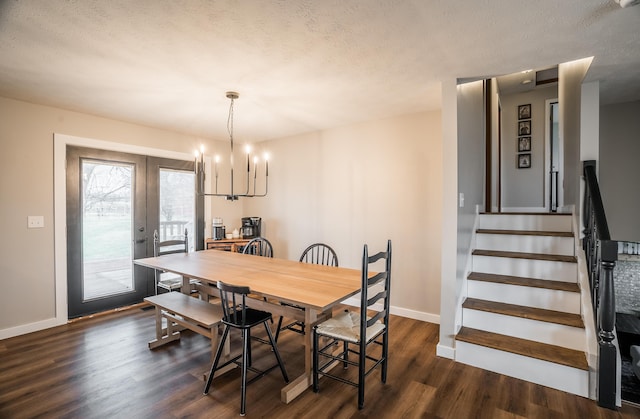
(159, 168, 196, 251)
(82, 160, 134, 300)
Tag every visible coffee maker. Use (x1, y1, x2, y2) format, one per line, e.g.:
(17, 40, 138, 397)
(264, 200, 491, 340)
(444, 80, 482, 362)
(212, 217, 225, 240)
(240, 217, 261, 239)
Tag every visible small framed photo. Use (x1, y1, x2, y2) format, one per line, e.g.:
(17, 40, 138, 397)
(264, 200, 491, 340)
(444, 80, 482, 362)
(518, 153, 531, 169)
(518, 104, 531, 120)
(518, 120, 531, 136)
(518, 136, 531, 152)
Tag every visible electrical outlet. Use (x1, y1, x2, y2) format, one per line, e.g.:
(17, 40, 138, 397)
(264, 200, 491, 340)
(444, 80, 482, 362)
(28, 215, 44, 228)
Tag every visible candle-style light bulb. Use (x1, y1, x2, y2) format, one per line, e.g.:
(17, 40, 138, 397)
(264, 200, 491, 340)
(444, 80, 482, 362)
(253, 156, 258, 180)
(214, 155, 220, 177)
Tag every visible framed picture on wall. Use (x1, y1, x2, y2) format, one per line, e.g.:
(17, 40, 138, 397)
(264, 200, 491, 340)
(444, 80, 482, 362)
(518, 136, 531, 152)
(518, 153, 531, 169)
(518, 120, 531, 136)
(518, 104, 531, 120)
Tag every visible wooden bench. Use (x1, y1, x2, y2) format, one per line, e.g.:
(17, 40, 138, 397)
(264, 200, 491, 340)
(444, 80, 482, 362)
(144, 292, 225, 360)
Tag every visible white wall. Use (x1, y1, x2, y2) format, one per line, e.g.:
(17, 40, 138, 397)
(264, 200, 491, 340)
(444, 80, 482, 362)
(559, 58, 592, 209)
(437, 79, 486, 358)
(244, 111, 443, 321)
(600, 100, 640, 242)
(500, 85, 557, 210)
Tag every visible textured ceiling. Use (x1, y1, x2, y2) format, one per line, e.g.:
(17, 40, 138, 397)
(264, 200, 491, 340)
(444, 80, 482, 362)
(0, 0, 639, 142)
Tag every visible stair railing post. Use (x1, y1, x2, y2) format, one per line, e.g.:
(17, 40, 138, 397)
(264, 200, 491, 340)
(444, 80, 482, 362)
(597, 242, 617, 409)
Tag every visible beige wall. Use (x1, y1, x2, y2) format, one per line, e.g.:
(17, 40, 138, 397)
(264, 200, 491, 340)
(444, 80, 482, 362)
(1, 96, 443, 337)
(559, 58, 592, 209)
(0, 96, 229, 336)
(600, 99, 640, 242)
(244, 111, 443, 320)
(500, 85, 557, 209)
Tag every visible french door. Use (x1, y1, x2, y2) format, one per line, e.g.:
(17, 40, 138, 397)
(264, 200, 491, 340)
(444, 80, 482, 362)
(66, 146, 199, 318)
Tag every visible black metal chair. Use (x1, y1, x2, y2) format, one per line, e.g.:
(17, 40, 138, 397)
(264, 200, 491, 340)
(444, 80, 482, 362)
(312, 240, 392, 409)
(203, 281, 289, 416)
(242, 237, 273, 258)
(274, 243, 339, 342)
(153, 229, 198, 293)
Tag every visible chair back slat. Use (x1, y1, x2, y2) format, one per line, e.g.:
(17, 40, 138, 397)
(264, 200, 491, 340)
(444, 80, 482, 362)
(217, 281, 250, 326)
(154, 228, 188, 257)
(367, 289, 387, 307)
(366, 271, 387, 287)
(300, 243, 339, 267)
(243, 237, 274, 258)
(367, 250, 387, 264)
(367, 310, 386, 327)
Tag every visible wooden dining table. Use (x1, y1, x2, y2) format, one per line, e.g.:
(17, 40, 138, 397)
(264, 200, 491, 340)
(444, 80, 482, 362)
(134, 249, 363, 403)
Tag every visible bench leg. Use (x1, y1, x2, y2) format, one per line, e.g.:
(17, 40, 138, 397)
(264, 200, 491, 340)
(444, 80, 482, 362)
(148, 307, 181, 349)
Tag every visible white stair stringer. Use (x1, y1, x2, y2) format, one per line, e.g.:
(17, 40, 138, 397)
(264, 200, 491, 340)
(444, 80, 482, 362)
(472, 254, 577, 281)
(467, 280, 580, 313)
(476, 233, 574, 256)
(478, 213, 572, 232)
(461, 308, 585, 351)
(456, 340, 589, 397)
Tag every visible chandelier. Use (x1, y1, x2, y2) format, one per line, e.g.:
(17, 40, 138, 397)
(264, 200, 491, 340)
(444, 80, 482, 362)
(195, 91, 269, 201)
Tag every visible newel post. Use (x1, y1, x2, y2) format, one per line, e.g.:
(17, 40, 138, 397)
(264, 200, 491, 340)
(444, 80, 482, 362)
(597, 240, 618, 409)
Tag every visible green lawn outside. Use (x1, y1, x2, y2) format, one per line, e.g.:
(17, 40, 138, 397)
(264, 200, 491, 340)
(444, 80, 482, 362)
(83, 214, 132, 261)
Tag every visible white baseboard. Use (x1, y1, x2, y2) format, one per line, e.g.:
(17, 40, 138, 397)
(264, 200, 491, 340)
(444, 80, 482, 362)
(341, 297, 439, 324)
(0, 317, 66, 340)
(436, 343, 455, 359)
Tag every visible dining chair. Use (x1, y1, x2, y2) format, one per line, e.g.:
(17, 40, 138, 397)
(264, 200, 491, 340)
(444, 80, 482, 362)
(312, 240, 392, 409)
(242, 237, 273, 258)
(153, 229, 198, 293)
(274, 243, 339, 342)
(203, 281, 289, 416)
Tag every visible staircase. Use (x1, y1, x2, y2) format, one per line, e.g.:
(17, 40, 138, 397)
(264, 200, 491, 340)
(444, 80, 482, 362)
(455, 212, 590, 397)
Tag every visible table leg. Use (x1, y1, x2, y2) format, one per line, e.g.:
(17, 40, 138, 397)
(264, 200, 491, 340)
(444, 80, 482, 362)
(180, 275, 190, 294)
(280, 308, 319, 403)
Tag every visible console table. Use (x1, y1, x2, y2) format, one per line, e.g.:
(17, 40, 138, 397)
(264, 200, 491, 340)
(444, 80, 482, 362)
(205, 237, 251, 252)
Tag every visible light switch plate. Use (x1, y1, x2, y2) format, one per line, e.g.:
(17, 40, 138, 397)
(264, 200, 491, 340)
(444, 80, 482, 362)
(28, 215, 44, 228)
(459, 193, 465, 208)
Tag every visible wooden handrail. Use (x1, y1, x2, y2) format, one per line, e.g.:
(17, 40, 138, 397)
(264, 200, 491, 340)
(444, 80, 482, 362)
(582, 160, 618, 410)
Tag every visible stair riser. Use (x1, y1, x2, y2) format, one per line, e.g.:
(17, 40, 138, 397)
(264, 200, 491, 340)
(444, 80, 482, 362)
(467, 281, 581, 313)
(462, 308, 585, 351)
(473, 255, 577, 281)
(476, 234, 574, 256)
(479, 214, 572, 232)
(455, 341, 589, 397)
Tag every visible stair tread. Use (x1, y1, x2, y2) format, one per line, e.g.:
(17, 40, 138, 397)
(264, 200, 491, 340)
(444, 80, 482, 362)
(462, 298, 584, 328)
(473, 249, 577, 263)
(456, 327, 588, 371)
(468, 272, 580, 292)
(480, 212, 571, 216)
(476, 229, 574, 238)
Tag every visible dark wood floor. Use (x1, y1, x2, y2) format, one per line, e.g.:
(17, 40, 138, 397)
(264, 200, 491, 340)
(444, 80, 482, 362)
(1, 307, 638, 418)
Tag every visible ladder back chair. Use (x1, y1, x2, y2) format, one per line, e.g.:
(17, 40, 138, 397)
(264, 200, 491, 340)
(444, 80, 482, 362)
(153, 229, 198, 293)
(242, 237, 273, 258)
(312, 240, 392, 409)
(203, 281, 289, 416)
(275, 243, 339, 342)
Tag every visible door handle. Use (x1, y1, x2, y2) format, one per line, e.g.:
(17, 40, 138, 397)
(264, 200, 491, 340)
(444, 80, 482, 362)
(135, 237, 147, 244)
